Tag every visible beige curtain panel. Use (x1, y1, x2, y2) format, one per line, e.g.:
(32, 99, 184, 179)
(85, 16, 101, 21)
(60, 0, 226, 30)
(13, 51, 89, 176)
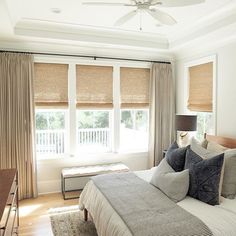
(34, 63, 69, 108)
(120, 67, 150, 108)
(188, 62, 213, 112)
(76, 65, 113, 109)
(149, 63, 175, 167)
(0, 52, 37, 200)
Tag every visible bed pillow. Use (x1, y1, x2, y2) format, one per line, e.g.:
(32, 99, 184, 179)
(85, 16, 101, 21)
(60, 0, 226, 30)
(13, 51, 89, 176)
(150, 159, 189, 202)
(185, 148, 224, 205)
(206, 141, 236, 199)
(221, 149, 236, 199)
(190, 137, 217, 158)
(190, 137, 225, 199)
(207, 141, 228, 153)
(166, 141, 188, 172)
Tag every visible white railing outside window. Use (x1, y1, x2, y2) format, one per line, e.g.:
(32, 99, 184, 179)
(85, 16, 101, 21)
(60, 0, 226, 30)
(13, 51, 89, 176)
(77, 128, 110, 152)
(36, 128, 111, 154)
(78, 128, 110, 146)
(36, 130, 66, 154)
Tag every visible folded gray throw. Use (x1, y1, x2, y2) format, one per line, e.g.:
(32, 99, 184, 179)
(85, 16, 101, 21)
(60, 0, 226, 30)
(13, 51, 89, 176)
(92, 172, 213, 236)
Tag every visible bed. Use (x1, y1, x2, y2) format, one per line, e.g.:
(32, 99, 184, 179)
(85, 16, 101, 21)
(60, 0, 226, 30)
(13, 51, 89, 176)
(79, 134, 236, 236)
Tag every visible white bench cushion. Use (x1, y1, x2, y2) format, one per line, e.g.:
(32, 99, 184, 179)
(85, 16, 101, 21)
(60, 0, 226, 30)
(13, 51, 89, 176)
(62, 163, 129, 178)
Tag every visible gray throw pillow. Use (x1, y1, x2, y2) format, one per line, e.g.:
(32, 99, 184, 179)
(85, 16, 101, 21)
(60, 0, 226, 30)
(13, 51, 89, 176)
(166, 141, 188, 172)
(221, 149, 236, 199)
(150, 159, 189, 202)
(185, 148, 224, 205)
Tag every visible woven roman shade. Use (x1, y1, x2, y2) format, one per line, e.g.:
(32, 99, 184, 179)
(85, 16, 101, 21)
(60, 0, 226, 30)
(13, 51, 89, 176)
(76, 65, 113, 108)
(120, 67, 150, 108)
(188, 62, 213, 112)
(34, 63, 69, 108)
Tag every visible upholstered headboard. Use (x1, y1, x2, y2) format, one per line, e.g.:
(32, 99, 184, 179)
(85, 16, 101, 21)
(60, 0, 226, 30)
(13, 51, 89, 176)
(204, 133, 236, 149)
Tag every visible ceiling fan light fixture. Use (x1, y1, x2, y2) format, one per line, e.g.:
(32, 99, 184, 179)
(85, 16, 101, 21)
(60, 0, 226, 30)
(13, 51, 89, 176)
(83, 0, 205, 28)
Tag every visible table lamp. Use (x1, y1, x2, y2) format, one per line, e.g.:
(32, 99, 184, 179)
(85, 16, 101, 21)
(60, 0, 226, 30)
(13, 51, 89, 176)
(176, 115, 197, 147)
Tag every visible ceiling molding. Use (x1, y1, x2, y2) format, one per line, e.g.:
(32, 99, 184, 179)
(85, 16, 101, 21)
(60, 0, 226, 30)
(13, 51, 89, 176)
(14, 18, 169, 50)
(169, 6, 236, 49)
(0, 38, 175, 61)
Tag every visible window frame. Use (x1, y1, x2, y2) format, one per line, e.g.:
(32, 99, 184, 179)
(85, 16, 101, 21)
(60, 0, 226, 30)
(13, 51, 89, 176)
(34, 56, 151, 159)
(183, 55, 217, 137)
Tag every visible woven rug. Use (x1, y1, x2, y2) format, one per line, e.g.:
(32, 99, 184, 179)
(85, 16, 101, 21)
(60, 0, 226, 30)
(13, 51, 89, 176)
(49, 205, 98, 236)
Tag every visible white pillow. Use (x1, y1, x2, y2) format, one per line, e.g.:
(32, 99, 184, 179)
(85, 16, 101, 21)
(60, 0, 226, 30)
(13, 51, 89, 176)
(207, 141, 228, 153)
(191, 137, 218, 158)
(150, 159, 189, 202)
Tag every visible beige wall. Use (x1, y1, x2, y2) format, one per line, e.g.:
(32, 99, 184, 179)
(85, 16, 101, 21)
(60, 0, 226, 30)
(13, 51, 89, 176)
(175, 41, 236, 139)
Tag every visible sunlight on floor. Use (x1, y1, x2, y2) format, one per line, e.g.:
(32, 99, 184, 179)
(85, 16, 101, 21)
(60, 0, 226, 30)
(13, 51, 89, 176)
(19, 204, 42, 217)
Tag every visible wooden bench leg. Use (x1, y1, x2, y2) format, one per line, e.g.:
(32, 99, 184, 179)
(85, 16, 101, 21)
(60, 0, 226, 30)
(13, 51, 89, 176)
(84, 208, 88, 221)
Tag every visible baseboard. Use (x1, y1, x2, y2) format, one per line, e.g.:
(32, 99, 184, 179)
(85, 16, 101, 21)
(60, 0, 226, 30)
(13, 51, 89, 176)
(38, 179, 61, 194)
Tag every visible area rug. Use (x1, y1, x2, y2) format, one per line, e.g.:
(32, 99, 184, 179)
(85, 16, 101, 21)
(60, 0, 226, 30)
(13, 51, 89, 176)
(49, 205, 98, 236)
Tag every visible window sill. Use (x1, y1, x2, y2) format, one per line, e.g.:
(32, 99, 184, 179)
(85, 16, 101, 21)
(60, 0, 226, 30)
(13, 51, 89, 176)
(37, 150, 148, 162)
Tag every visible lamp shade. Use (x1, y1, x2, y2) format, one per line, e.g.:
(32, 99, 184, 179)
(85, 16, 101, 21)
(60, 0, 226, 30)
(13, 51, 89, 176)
(176, 115, 197, 131)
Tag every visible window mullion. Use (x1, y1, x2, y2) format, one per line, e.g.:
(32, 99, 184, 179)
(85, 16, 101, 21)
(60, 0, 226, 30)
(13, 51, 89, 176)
(68, 63, 77, 157)
(112, 66, 120, 153)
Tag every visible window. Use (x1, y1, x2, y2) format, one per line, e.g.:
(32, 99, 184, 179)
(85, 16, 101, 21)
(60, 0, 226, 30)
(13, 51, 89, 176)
(77, 110, 111, 152)
(120, 67, 150, 151)
(120, 109, 149, 151)
(34, 63, 68, 157)
(187, 61, 215, 139)
(76, 65, 113, 153)
(196, 112, 214, 140)
(34, 61, 150, 158)
(35, 110, 66, 155)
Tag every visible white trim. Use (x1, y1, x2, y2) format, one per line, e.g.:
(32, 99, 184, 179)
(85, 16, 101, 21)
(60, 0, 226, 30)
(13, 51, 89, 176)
(113, 66, 120, 153)
(183, 55, 217, 135)
(68, 63, 77, 157)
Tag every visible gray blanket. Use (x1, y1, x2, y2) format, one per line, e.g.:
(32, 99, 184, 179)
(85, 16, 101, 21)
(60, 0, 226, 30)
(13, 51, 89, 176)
(92, 172, 213, 236)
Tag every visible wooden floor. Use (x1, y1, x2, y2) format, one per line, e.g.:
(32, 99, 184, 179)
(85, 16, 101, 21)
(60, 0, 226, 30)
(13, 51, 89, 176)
(19, 193, 79, 236)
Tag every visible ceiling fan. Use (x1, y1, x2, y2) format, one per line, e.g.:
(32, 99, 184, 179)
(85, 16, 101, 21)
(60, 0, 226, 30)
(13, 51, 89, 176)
(82, 0, 205, 27)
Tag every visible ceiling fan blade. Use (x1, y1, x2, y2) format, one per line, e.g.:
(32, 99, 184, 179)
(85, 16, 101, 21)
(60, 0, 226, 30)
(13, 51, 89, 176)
(158, 0, 205, 7)
(147, 8, 176, 25)
(114, 10, 137, 26)
(82, 2, 127, 6)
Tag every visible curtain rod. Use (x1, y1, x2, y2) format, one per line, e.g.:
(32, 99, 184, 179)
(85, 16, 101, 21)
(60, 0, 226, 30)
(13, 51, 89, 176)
(0, 50, 171, 64)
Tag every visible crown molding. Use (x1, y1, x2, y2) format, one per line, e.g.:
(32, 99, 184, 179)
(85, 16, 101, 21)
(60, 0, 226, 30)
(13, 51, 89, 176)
(0, 38, 175, 62)
(14, 18, 169, 50)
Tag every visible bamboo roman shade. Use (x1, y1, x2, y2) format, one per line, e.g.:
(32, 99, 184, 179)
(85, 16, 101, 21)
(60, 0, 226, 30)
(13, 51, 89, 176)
(120, 67, 150, 108)
(188, 62, 213, 112)
(76, 65, 113, 108)
(34, 63, 69, 107)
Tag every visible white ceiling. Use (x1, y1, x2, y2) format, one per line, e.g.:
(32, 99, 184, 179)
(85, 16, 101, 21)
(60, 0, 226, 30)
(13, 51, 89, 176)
(1, 0, 236, 59)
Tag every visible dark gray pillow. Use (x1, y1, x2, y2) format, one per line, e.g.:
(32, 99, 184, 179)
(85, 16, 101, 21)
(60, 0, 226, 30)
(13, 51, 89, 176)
(166, 142, 188, 172)
(185, 148, 224, 205)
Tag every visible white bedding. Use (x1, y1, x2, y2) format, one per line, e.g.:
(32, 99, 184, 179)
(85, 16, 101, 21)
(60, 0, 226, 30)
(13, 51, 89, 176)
(80, 169, 236, 236)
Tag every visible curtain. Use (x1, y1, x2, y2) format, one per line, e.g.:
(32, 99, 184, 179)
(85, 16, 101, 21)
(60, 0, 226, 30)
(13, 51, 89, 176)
(148, 63, 175, 167)
(0, 52, 37, 200)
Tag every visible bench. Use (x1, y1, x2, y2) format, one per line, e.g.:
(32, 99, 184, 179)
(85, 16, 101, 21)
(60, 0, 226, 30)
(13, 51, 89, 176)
(61, 163, 129, 200)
